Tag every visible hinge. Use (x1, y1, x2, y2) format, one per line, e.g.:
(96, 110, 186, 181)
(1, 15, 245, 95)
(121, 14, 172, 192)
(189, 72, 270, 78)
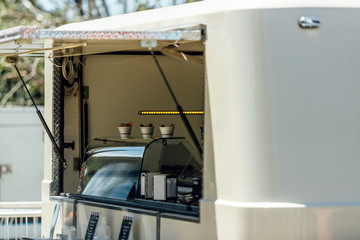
(201, 25, 207, 41)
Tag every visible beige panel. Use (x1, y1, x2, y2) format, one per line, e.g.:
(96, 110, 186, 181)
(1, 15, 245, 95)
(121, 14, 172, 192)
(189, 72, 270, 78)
(262, 8, 360, 203)
(83, 54, 204, 142)
(215, 201, 360, 240)
(208, 7, 360, 202)
(207, 6, 360, 240)
(42, 40, 56, 236)
(63, 81, 81, 193)
(203, 60, 217, 201)
(160, 200, 217, 240)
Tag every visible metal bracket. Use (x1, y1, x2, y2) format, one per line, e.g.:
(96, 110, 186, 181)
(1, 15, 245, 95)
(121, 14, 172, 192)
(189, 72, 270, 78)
(64, 141, 75, 150)
(5, 56, 19, 64)
(141, 40, 157, 49)
(15, 39, 33, 45)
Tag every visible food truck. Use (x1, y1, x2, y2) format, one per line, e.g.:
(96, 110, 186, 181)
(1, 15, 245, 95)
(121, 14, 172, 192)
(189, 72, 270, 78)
(2, 0, 360, 239)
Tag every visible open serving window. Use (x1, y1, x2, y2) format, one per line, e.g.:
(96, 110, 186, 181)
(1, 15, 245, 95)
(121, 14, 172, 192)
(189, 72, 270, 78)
(0, 23, 205, 220)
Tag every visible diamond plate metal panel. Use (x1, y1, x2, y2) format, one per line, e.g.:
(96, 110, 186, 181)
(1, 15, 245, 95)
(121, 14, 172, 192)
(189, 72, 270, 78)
(51, 57, 64, 196)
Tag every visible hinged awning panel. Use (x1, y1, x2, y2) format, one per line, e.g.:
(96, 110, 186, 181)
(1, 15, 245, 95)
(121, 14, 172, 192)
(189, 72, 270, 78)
(39, 29, 201, 41)
(0, 25, 203, 57)
(0, 26, 39, 44)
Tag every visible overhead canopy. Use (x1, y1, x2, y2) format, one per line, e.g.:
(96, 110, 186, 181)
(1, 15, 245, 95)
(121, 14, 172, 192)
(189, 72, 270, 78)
(0, 25, 204, 58)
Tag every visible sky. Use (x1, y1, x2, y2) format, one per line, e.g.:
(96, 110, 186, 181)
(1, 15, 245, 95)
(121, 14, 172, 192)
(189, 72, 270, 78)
(37, 0, 122, 15)
(36, 0, 188, 16)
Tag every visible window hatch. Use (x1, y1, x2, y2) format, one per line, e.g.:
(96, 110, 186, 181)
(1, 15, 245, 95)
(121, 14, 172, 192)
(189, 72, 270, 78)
(0, 25, 203, 58)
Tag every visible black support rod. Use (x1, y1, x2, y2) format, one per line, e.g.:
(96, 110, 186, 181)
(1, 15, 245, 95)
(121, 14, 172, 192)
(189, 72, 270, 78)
(150, 51, 203, 156)
(10, 59, 68, 169)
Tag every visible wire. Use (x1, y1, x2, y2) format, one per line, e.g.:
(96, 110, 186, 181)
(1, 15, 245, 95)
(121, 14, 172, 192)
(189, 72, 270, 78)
(47, 56, 62, 68)
(73, 56, 83, 66)
(62, 57, 74, 80)
(150, 50, 203, 156)
(64, 84, 77, 96)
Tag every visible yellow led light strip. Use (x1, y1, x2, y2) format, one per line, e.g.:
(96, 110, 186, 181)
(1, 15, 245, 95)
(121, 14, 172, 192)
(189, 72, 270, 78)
(138, 110, 204, 115)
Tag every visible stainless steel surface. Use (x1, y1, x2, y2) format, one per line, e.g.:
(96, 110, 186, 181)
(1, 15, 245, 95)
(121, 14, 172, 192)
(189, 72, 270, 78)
(49, 203, 60, 239)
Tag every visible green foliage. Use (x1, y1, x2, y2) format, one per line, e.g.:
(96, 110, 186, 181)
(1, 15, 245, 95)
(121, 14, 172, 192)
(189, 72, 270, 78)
(137, 4, 148, 11)
(0, 1, 35, 29)
(0, 57, 44, 106)
(0, 0, 59, 106)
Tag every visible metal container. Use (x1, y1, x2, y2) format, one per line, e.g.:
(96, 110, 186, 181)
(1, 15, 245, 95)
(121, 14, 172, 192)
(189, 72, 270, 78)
(140, 172, 160, 199)
(153, 174, 177, 201)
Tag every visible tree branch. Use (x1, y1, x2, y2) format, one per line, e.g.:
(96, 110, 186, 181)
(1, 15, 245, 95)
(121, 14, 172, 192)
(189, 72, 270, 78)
(75, 0, 84, 16)
(21, 0, 45, 21)
(101, 0, 110, 16)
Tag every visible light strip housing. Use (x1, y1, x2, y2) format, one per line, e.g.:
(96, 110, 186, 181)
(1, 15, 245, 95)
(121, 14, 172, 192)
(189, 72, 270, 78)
(138, 110, 203, 115)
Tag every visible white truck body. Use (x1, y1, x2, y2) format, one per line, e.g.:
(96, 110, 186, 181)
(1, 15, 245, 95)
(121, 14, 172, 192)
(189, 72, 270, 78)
(1, 0, 360, 239)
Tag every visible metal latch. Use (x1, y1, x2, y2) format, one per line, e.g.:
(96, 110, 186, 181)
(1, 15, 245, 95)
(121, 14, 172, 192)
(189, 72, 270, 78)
(298, 16, 321, 29)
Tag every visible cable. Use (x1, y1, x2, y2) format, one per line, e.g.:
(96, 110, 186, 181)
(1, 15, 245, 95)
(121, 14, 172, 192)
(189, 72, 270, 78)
(150, 51, 203, 156)
(47, 56, 62, 68)
(62, 57, 74, 81)
(64, 84, 77, 96)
